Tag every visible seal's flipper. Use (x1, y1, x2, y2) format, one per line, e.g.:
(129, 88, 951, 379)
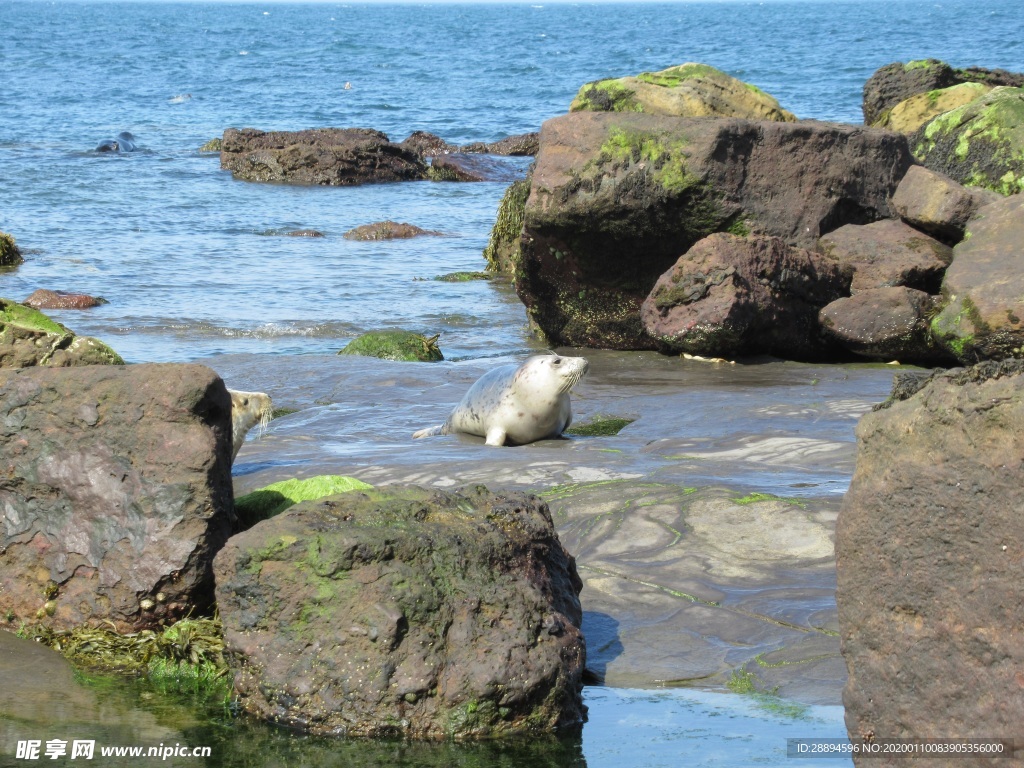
(412, 425, 445, 439)
(485, 426, 507, 446)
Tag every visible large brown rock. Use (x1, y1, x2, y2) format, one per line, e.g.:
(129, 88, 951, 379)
(641, 233, 850, 360)
(891, 165, 998, 243)
(220, 127, 428, 185)
(818, 287, 949, 365)
(0, 298, 123, 368)
(214, 485, 586, 740)
(517, 112, 913, 349)
(837, 360, 1024, 762)
(818, 218, 951, 295)
(570, 62, 796, 122)
(0, 364, 235, 632)
(931, 193, 1024, 361)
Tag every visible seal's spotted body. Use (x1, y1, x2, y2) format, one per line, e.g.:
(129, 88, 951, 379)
(413, 354, 589, 446)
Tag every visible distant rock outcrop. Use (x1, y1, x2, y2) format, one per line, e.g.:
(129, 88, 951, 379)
(214, 485, 586, 739)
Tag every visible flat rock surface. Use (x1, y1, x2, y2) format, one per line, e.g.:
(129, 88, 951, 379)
(215, 350, 902, 705)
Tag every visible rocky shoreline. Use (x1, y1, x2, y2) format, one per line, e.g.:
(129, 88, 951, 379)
(2, 57, 1023, 753)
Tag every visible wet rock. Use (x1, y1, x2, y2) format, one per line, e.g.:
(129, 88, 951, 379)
(0, 363, 235, 632)
(428, 153, 524, 183)
(213, 485, 586, 739)
(912, 86, 1024, 195)
(891, 165, 998, 243)
(818, 218, 952, 295)
(862, 59, 1024, 127)
(220, 127, 428, 185)
(0, 232, 23, 268)
(468, 132, 540, 156)
(641, 233, 849, 361)
(284, 229, 325, 238)
(517, 111, 913, 349)
(930, 193, 1024, 361)
(0, 298, 123, 368)
(482, 177, 531, 274)
(338, 330, 443, 362)
(879, 82, 992, 135)
(199, 137, 222, 153)
(23, 289, 107, 310)
(343, 221, 443, 241)
(570, 63, 796, 121)
(399, 130, 456, 157)
(819, 287, 949, 365)
(837, 360, 1024, 751)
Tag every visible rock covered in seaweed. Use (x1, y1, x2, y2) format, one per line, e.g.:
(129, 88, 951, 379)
(0, 232, 23, 268)
(516, 111, 913, 349)
(0, 298, 124, 368)
(837, 359, 1024, 752)
(0, 363, 235, 632)
(213, 485, 586, 740)
(570, 63, 796, 122)
(877, 82, 992, 135)
(338, 330, 443, 361)
(343, 221, 443, 241)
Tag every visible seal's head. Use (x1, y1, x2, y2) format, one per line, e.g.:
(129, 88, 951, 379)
(228, 389, 273, 462)
(514, 354, 589, 395)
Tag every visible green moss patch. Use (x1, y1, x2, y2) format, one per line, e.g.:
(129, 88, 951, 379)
(733, 492, 807, 508)
(570, 79, 642, 113)
(199, 138, 222, 153)
(1, 298, 70, 335)
(636, 63, 722, 89)
(235, 475, 373, 528)
(338, 329, 444, 362)
(598, 126, 700, 195)
(433, 271, 491, 282)
(565, 414, 636, 436)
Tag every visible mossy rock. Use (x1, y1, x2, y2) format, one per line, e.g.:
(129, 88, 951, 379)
(564, 414, 636, 437)
(0, 232, 23, 268)
(433, 271, 491, 282)
(199, 137, 222, 153)
(0, 298, 124, 367)
(913, 86, 1024, 195)
(482, 177, 531, 274)
(338, 330, 444, 362)
(878, 82, 992, 134)
(570, 62, 796, 122)
(234, 475, 373, 529)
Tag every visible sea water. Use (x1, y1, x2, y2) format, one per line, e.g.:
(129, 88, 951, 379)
(2, 1, 1022, 764)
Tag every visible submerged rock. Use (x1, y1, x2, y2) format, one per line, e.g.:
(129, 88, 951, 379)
(220, 127, 428, 185)
(837, 360, 1024, 749)
(214, 485, 586, 739)
(913, 86, 1024, 194)
(0, 298, 123, 368)
(338, 330, 443, 362)
(23, 289, 107, 310)
(0, 363, 235, 632)
(516, 111, 912, 349)
(930, 193, 1024, 361)
(641, 233, 850, 361)
(343, 221, 443, 241)
(570, 63, 796, 122)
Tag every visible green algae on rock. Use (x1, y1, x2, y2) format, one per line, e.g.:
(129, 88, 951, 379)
(0, 297, 125, 367)
(879, 81, 992, 135)
(199, 137, 222, 153)
(482, 177, 531, 274)
(213, 484, 586, 740)
(913, 86, 1024, 195)
(570, 63, 796, 122)
(234, 474, 373, 529)
(564, 414, 636, 437)
(0, 231, 24, 268)
(433, 271, 492, 282)
(338, 329, 443, 361)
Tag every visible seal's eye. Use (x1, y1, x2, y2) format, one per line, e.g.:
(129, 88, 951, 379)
(552, 358, 561, 365)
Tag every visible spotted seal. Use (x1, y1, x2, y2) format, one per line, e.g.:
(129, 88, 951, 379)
(229, 389, 273, 462)
(412, 354, 589, 446)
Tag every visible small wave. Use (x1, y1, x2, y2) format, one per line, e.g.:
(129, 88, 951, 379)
(104, 320, 363, 340)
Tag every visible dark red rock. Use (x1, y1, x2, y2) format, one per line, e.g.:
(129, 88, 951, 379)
(837, 360, 1024, 760)
(214, 485, 585, 740)
(891, 165, 998, 243)
(819, 287, 950, 364)
(0, 364, 235, 632)
(641, 233, 850, 361)
(818, 218, 952, 295)
(220, 127, 428, 185)
(23, 289, 107, 310)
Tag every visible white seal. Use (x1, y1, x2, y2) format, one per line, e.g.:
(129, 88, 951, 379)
(412, 354, 589, 446)
(229, 389, 273, 462)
